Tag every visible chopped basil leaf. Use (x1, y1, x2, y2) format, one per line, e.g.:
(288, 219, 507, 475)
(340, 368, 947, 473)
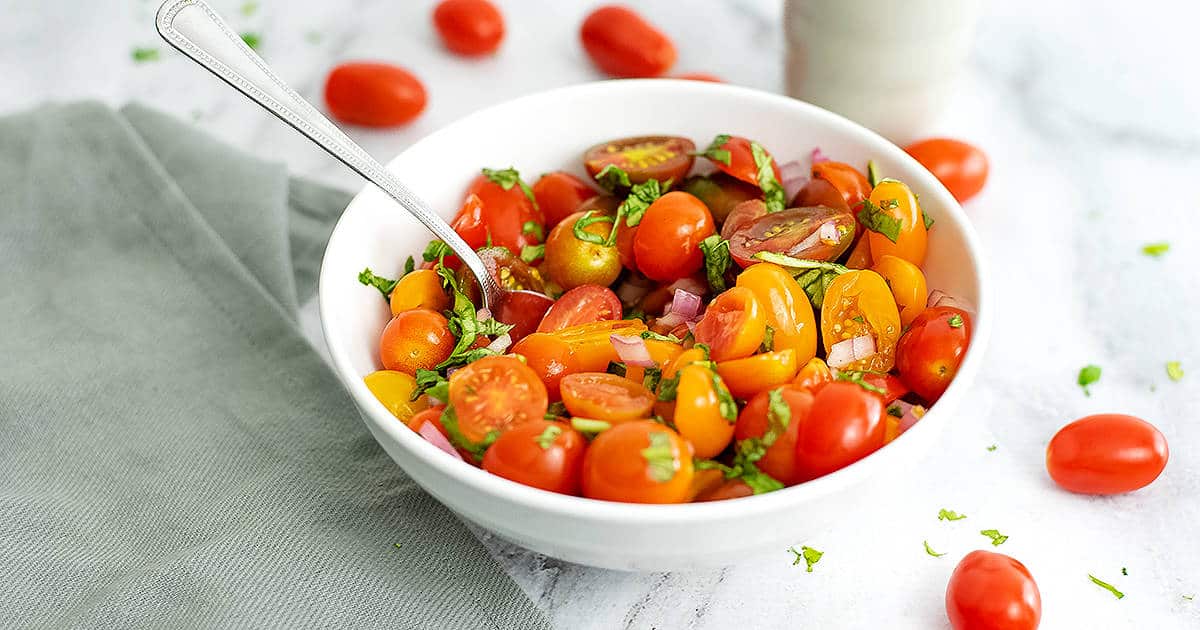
(643, 366, 663, 392)
(641, 431, 678, 482)
(434, 266, 513, 370)
(240, 32, 262, 50)
(606, 361, 627, 377)
(570, 417, 612, 434)
(657, 371, 681, 402)
(412, 369, 449, 402)
(604, 178, 665, 246)
(922, 209, 935, 230)
(763, 388, 792, 446)
(519, 244, 545, 263)
(1089, 575, 1125, 599)
(698, 235, 731, 292)
(887, 404, 903, 418)
(750, 141, 786, 213)
(980, 529, 1008, 546)
(522, 221, 544, 241)
(544, 401, 568, 420)
(694, 342, 711, 360)
(131, 47, 160, 63)
(923, 541, 946, 557)
(482, 167, 537, 207)
(1078, 364, 1102, 396)
(948, 314, 964, 328)
(738, 461, 783, 494)
(572, 211, 613, 245)
(1166, 361, 1184, 382)
(788, 545, 823, 572)
(534, 425, 563, 450)
(697, 134, 732, 166)
(439, 406, 498, 462)
(752, 252, 849, 310)
(1121, 567, 1128, 576)
(711, 371, 738, 422)
(856, 198, 902, 243)
(835, 370, 887, 395)
(867, 160, 881, 188)
(358, 267, 398, 299)
(760, 325, 775, 353)
(937, 508, 967, 521)
(640, 330, 681, 343)
(240, 1, 259, 16)
(1141, 242, 1170, 257)
(403, 256, 416, 276)
(594, 164, 632, 192)
(423, 239, 453, 263)
(987, 444, 998, 452)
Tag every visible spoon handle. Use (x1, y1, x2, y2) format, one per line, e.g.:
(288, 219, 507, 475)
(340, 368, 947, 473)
(156, 0, 501, 307)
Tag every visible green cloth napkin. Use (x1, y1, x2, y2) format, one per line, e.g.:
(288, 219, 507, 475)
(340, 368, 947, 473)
(0, 102, 550, 630)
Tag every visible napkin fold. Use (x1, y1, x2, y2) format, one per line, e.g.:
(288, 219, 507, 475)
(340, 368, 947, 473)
(0, 102, 549, 630)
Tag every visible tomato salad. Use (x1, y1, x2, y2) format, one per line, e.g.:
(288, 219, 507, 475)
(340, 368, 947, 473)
(358, 134, 974, 504)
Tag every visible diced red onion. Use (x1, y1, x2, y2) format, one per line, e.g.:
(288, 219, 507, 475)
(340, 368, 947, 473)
(418, 421, 464, 461)
(892, 401, 926, 433)
(818, 221, 840, 245)
(656, 311, 686, 329)
(476, 308, 492, 321)
(926, 289, 973, 312)
(486, 333, 512, 354)
(779, 159, 809, 201)
(827, 335, 876, 368)
(787, 228, 824, 256)
(610, 334, 655, 367)
(666, 276, 707, 298)
(669, 288, 703, 320)
(810, 147, 830, 164)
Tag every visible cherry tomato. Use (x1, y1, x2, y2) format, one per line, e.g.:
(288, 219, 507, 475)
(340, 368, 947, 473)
(478, 247, 546, 293)
(699, 135, 782, 187)
(726, 206, 856, 267)
(537, 285, 622, 333)
(821, 270, 902, 372)
(675, 72, 723, 83)
(446, 356, 548, 451)
(674, 364, 737, 458)
(871, 255, 928, 327)
(379, 309, 455, 374)
(623, 338, 685, 385)
(905, 138, 989, 203)
(324, 62, 427, 127)
(633, 192, 715, 282)
(582, 420, 694, 503)
(895, 306, 971, 402)
(683, 172, 762, 223)
(1046, 414, 1168, 495)
(464, 171, 544, 257)
(735, 263, 818, 364)
(547, 319, 648, 372)
(482, 420, 586, 494)
(432, 0, 505, 56)
(717, 349, 799, 400)
(811, 161, 870, 210)
(532, 171, 599, 227)
(793, 357, 833, 393)
(864, 373, 910, 405)
(364, 370, 430, 422)
(583, 136, 695, 185)
(580, 6, 676, 78)
(844, 233, 872, 269)
(543, 211, 621, 290)
(794, 381, 885, 481)
(946, 551, 1041, 630)
(404, 405, 447, 434)
(696, 478, 754, 501)
(390, 269, 451, 315)
(693, 286, 767, 361)
(560, 372, 655, 423)
(790, 176, 850, 213)
(687, 467, 730, 501)
(510, 333, 581, 401)
(495, 289, 554, 344)
(865, 179, 927, 266)
(734, 385, 815, 486)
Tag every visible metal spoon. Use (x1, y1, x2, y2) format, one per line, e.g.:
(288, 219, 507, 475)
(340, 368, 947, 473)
(155, 0, 506, 312)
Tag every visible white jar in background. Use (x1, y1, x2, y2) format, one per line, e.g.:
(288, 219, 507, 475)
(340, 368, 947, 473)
(784, 0, 982, 144)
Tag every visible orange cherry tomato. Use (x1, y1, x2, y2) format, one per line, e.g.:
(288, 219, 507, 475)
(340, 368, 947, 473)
(379, 309, 455, 374)
(510, 333, 582, 400)
(532, 171, 599, 227)
(1046, 414, 1168, 495)
(432, 0, 505, 57)
(364, 370, 430, 422)
(390, 269, 451, 315)
(463, 171, 544, 257)
(693, 287, 767, 361)
(404, 405, 447, 434)
(895, 306, 971, 402)
(673, 364, 737, 458)
(538, 285, 622, 333)
(623, 338, 684, 386)
(793, 381, 885, 482)
(632, 192, 716, 282)
(735, 263, 818, 364)
(734, 385, 814, 486)
(946, 551, 1041, 630)
(547, 319, 647, 372)
(582, 420, 694, 503)
(811, 161, 871, 211)
(324, 62, 426, 127)
(698, 135, 782, 187)
(905, 138, 989, 203)
(445, 356, 548, 454)
(580, 6, 676, 78)
(820, 270, 902, 372)
(675, 72, 723, 83)
(793, 357, 833, 393)
(482, 420, 586, 494)
(560, 372, 655, 423)
(871, 255, 928, 327)
(844, 234, 872, 269)
(865, 179, 927, 266)
(663, 348, 707, 379)
(716, 349, 799, 400)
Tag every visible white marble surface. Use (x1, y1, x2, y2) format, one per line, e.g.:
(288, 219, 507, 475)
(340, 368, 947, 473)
(6, 0, 1198, 628)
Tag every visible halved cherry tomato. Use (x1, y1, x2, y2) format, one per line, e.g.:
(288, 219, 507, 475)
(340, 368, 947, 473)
(844, 233, 872, 269)
(623, 338, 684, 385)
(734, 385, 814, 486)
(946, 551, 1041, 630)
(811, 161, 870, 210)
(693, 286, 766, 361)
(482, 420, 586, 494)
(495, 289, 555, 344)
(735, 263, 818, 364)
(726, 206, 856, 267)
(716, 349, 799, 400)
(543, 211, 621, 290)
(632, 192, 715, 282)
(560, 372, 655, 423)
(864, 373, 910, 405)
(532, 171, 599, 227)
(895, 306, 971, 402)
(547, 319, 647, 372)
(675, 72, 723, 83)
(871, 255, 927, 327)
(433, 0, 504, 56)
(449, 192, 488, 260)
(583, 136, 695, 185)
(404, 405, 447, 434)
(478, 246, 546, 293)
(820, 270, 902, 372)
(790, 176, 850, 213)
(390, 269, 451, 315)
(864, 179, 927, 266)
(537, 285, 622, 333)
(379, 309, 455, 374)
(905, 138, 989, 203)
(663, 348, 707, 380)
(582, 421, 694, 503)
(463, 170, 543, 257)
(510, 333, 581, 400)
(364, 370, 431, 422)
(793, 357, 832, 393)
(580, 7, 676, 78)
(674, 364, 737, 458)
(698, 135, 781, 187)
(683, 172, 762, 223)
(1046, 414, 1168, 495)
(793, 381, 885, 481)
(445, 356, 548, 452)
(324, 62, 426, 127)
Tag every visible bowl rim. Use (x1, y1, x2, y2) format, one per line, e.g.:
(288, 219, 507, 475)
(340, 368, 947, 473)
(318, 78, 992, 524)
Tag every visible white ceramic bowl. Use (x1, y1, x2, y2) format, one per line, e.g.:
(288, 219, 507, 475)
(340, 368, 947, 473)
(318, 80, 991, 571)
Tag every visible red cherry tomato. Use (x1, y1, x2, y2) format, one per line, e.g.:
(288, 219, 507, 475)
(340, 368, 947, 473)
(560, 372, 656, 423)
(699, 135, 782, 187)
(432, 0, 505, 57)
(811, 161, 870, 210)
(446, 356, 548, 452)
(794, 381, 885, 482)
(580, 6, 676, 78)
(946, 551, 1041, 630)
(379, 309, 455, 374)
(1046, 414, 1168, 495)
(905, 138, 989, 203)
(532, 171, 599, 227)
(734, 385, 815, 486)
(583, 136, 696, 186)
(895, 306, 972, 402)
(692, 286, 767, 361)
(537, 285, 622, 333)
(790, 176, 850, 212)
(632, 192, 715, 281)
(581, 421, 694, 503)
(324, 62, 426, 127)
(495, 290, 555, 343)
(726, 205, 856, 267)
(463, 171, 543, 256)
(510, 333, 581, 400)
(482, 420, 586, 494)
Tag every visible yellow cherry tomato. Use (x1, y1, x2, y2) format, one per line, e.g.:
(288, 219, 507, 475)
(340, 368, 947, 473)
(735, 263, 818, 365)
(793, 356, 833, 392)
(390, 269, 450, 315)
(871, 255, 928, 327)
(363, 370, 430, 422)
(624, 338, 685, 385)
(693, 286, 767, 361)
(548, 319, 648, 371)
(716, 349, 799, 400)
(820, 270, 902, 372)
(674, 364, 736, 458)
(865, 179, 927, 266)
